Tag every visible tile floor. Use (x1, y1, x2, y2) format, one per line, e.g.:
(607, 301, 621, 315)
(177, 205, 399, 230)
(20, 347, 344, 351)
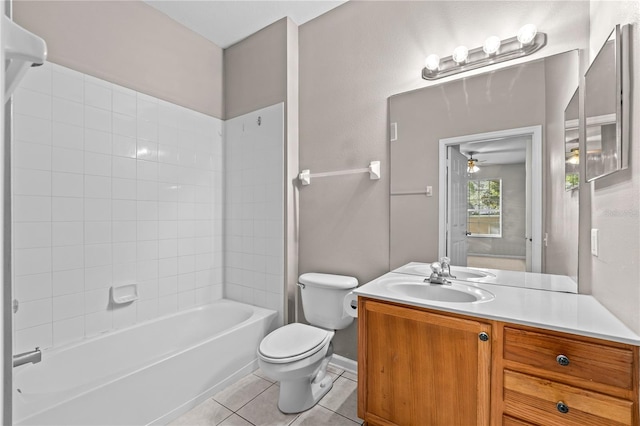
(169, 365, 363, 426)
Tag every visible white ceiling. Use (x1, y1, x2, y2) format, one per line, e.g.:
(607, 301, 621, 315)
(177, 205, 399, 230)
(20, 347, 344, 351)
(144, 0, 347, 49)
(459, 136, 529, 165)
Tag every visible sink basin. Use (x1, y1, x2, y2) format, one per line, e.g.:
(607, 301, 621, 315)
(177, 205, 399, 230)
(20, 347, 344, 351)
(383, 278, 495, 303)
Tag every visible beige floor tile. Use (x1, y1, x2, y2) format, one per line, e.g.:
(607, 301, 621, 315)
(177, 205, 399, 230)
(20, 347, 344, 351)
(290, 405, 360, 426)
(218, 413, 255, 426)
(213, 373, 272, 411)
(236, 385, 300, 426)
(341, 371, 357, 382)
(318, 377, 361, 423)
(168, 398, 233, 426)
(252, 368, 275, 383)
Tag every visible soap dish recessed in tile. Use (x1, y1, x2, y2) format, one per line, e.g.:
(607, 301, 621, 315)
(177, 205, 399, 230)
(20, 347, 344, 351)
(111, 284, 138, 305)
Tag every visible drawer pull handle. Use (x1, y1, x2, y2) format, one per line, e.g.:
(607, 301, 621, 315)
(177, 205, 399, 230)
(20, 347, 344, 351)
(556, 401, 569, 414)
(478, 332, 489, 342)
(556, 354, 570, 366)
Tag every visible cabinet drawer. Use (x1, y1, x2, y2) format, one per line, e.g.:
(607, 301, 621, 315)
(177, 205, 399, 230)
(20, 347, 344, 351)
(503, 327, 634, 390)
(503, 370, 634, 426)
(502, 415, 535, 426)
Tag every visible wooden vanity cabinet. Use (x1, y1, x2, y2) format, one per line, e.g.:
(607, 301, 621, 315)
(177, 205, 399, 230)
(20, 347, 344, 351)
(357, 298, 492, 426)
(358, 297, 640, 426)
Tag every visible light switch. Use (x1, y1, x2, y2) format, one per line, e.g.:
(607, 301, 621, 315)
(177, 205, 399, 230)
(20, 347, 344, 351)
(591, 229, 598, 256)
(426, 186, 433, 197)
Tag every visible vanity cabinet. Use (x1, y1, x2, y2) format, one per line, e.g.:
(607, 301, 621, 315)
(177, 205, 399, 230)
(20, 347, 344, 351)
(497, 323, 639, 426)
(358, 297, 640, 426)
(357, 298, 492, 426)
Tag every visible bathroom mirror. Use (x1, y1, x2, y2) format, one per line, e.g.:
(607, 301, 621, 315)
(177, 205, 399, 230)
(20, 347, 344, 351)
(389, 50, 579, 285)
(584, 24, 630, 182)
(565, 89, 579, 191)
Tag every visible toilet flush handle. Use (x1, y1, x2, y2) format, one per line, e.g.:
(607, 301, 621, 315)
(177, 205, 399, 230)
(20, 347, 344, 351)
(297, 283, 305, 289)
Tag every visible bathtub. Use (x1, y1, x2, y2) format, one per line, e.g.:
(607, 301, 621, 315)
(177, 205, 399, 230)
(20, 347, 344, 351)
(13, 299, 278, 425)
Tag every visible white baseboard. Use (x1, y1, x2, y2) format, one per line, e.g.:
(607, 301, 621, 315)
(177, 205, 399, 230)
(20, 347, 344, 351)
(330, 354, 357, 374)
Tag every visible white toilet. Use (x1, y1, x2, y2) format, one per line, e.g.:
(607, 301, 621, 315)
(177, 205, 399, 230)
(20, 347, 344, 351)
(257, 273, 358, 413)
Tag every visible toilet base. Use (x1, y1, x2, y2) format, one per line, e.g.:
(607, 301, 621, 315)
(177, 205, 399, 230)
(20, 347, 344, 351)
(277, 374, 333, 414)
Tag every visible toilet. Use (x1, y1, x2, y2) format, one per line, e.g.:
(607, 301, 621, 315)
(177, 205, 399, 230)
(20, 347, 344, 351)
(257, 273, 358, 413)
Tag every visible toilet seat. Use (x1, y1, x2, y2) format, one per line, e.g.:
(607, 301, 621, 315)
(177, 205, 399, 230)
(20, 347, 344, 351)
(259, 323, 332, 364)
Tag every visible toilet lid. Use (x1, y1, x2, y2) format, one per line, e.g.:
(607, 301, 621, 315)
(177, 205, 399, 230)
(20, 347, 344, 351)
(259, 323, 330, 361)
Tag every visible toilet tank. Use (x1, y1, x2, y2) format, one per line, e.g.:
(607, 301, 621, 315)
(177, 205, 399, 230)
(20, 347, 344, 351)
(299, 273, 358, 330)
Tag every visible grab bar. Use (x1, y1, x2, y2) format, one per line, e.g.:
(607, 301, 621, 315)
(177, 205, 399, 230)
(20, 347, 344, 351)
(13, 347, 41, 367)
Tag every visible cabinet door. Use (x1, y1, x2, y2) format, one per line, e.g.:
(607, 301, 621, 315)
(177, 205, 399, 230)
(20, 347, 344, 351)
(358, 299, 492, 426)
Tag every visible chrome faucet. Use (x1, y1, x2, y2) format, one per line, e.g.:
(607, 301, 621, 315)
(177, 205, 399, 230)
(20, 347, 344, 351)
(13, 347, 41, 367)
(426, 261, 451, 285)
(439, 257, 456, 279)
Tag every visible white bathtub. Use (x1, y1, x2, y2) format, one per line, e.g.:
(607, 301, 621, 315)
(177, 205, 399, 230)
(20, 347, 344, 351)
(13, 299, 278, 425)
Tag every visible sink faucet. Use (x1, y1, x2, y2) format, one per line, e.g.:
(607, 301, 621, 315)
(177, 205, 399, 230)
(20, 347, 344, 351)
(439, 257, 456, 279)
(426, 261, 451, 285)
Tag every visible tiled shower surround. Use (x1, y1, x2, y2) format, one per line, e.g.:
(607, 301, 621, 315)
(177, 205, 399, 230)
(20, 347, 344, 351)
(11, 63, 230, 353)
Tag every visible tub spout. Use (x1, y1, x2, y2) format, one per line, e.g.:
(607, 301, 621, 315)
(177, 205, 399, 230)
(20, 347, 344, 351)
(13, 347, 41, 367)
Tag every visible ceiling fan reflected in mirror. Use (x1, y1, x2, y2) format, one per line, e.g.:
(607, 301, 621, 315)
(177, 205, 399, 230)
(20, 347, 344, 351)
(466, 153, 484, 174)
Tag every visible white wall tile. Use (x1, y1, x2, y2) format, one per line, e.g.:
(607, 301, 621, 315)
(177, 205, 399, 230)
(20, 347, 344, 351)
(84, 129, 111, 154)
(14, 168, 51, 196)
(14, 114, 52, 146)
(53, 66, 84, 102)
(52, 293, 84, 321)
(52, 245, 84, 272)
(52, 269, 84, 296)
(52, 147, 84, 174)
(84, 198, 110, 221)
(85, 82, 111, 110)
(53, 316, 85, 347)
(14, 88, 52, 120)
(52, 172, 83, 197)
(53, 97, 83, 127)
(15, 324, 52, 354)
(14, 248, 52, 276)
(52, 220, 84, 246)
(20, 62, 52, 94)
(13, 64, 224, 351)
(14, 222, 51, 249)
(52, 197, 83, 222)
(15, 273, 52, 302)
(84, 152, 111, 177)
(52, 122, 83, 150)
(15, 298, 52, 330)
(14, 141, 52, 171)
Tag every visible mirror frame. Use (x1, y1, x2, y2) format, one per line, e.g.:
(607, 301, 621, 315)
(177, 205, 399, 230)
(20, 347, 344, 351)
(584, 24, 630, 182)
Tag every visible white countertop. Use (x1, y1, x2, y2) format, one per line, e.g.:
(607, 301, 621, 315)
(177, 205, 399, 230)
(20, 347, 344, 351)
(393, 262, 579, 293)
(354, 271, 640, 346)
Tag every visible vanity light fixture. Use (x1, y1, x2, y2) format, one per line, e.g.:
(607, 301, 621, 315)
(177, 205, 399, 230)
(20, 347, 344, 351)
(422, 24, 546, 81)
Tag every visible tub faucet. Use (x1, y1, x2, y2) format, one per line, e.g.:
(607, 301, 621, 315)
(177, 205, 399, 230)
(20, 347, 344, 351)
(426, 261, 451, 285)
(13, 347, 41, 367)
(439, 257, 456, 279)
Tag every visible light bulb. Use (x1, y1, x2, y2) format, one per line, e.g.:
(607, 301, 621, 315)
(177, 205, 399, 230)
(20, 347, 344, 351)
(517, 24, 538, 45)
(425, 54, 440, 71)
(452, 45, 469, 64)
(483, 36, 501, 55)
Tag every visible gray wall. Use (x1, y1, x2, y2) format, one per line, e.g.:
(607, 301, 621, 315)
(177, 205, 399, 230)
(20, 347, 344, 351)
(224, 18, 288, 120)
(467, 164, 527, 258)
(587, 1, 640, 334)
(298, 1, 589, 359)
(14, 1, 224, 118)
